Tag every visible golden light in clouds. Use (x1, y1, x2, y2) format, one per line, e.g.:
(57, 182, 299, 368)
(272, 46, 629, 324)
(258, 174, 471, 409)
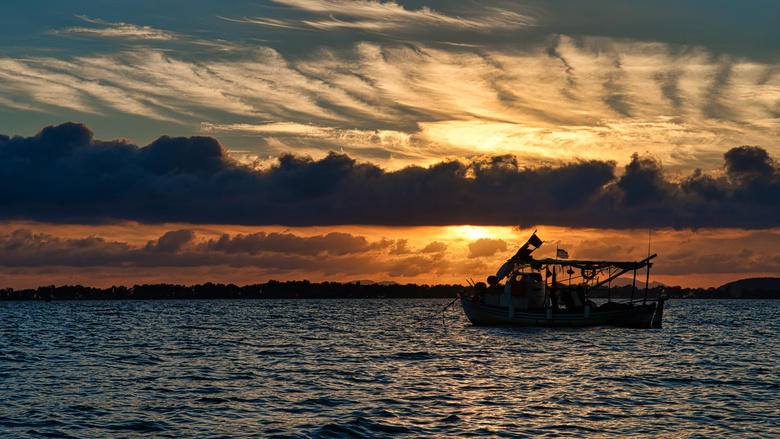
(3, 2, 780, 295)
(5, 35, 780, 172)
(4, 221, 779, 290)
(417, 119, 740, 172)
(443, 225, 507, 242)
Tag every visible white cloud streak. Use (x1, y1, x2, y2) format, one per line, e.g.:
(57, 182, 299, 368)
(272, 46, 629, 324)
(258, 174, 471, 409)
(51, 16, 180, 41)
(265, 0, 536, 32)
(2, 33, 780, 169)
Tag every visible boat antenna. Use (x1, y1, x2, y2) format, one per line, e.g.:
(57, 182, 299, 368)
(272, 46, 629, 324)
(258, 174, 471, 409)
(644, 228, 652, 304)
(647, 228, 652, 259)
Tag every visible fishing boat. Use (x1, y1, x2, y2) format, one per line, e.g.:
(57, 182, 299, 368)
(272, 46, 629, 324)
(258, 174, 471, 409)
(460, 233, 665, 328)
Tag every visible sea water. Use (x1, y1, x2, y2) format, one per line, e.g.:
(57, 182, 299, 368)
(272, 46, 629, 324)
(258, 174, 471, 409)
(1, 299, 778, 438)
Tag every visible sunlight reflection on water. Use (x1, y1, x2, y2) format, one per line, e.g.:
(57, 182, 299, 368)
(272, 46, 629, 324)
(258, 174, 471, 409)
(1, 299, 779, 438)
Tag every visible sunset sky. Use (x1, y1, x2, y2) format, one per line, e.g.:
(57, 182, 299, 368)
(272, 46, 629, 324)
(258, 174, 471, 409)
(2, 0, 780, 289)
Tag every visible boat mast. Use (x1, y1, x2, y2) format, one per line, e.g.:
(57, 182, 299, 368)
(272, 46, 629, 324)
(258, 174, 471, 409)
(644, 229, 652, 304)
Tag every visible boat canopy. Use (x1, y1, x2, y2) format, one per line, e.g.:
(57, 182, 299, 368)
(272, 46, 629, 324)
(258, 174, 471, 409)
(496, 232, 657, 291)
(506, 253, 657, 291)
(510, 255, 656, 272)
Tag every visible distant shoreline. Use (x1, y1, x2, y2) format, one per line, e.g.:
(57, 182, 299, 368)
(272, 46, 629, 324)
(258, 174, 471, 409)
(2, 280, 780, 301)
(0, 281, 460, 301)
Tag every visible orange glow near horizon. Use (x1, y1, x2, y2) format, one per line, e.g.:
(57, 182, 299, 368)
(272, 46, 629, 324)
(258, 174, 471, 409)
(1, 221, 778, 290)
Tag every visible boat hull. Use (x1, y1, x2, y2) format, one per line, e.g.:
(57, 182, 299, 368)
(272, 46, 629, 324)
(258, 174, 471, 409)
(460, 296, 665, 328)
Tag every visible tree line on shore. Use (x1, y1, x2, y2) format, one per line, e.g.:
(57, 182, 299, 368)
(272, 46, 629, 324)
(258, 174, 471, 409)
(0, 280, 462, 301)
(2, 280, 780, 301)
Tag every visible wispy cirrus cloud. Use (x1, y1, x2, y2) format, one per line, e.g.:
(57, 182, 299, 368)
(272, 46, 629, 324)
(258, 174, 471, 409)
(200, 122, 337, 137)
(199, 122, 419, 165)
(50, 16, 181, 41)
(48, 15, 242, 53)
(3, 35, 780, 170)
(229, 0, 536, 33)
(0, 56, 184, 121)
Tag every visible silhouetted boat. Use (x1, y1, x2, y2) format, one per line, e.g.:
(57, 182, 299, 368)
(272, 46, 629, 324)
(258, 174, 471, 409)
(460, 233, 665, 328)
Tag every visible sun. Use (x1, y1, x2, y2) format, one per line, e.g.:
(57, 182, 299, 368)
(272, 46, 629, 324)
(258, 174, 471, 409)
(446, 225, 503, 241)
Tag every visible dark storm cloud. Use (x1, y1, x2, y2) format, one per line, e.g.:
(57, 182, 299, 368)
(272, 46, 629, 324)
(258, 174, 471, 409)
(724, 145, 776, 183)
(3, 122, 780, 229)
(616, 153, 675, 206)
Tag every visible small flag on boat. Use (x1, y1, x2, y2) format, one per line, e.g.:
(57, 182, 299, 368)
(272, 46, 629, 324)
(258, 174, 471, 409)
(557, 248, 569, 259)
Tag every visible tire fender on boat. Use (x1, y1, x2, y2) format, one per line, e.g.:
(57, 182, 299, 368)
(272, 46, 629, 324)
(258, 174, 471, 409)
(581, 267, 597, 280)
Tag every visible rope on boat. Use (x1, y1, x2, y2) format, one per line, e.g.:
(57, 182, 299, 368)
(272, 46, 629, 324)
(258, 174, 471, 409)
(412, 294, 460, 324)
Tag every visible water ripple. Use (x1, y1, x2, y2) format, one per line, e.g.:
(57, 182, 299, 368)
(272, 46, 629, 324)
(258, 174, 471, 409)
(1, 299, 779, 437)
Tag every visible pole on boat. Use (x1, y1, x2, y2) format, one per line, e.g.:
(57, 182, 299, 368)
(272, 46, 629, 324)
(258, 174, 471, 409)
(644, 228, 652, 304)
(630, 268, 637, 302)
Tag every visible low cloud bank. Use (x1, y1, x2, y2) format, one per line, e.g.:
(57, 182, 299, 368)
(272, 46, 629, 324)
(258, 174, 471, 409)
(2, 122, 779, 229)
(0, 227, 457, 283)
